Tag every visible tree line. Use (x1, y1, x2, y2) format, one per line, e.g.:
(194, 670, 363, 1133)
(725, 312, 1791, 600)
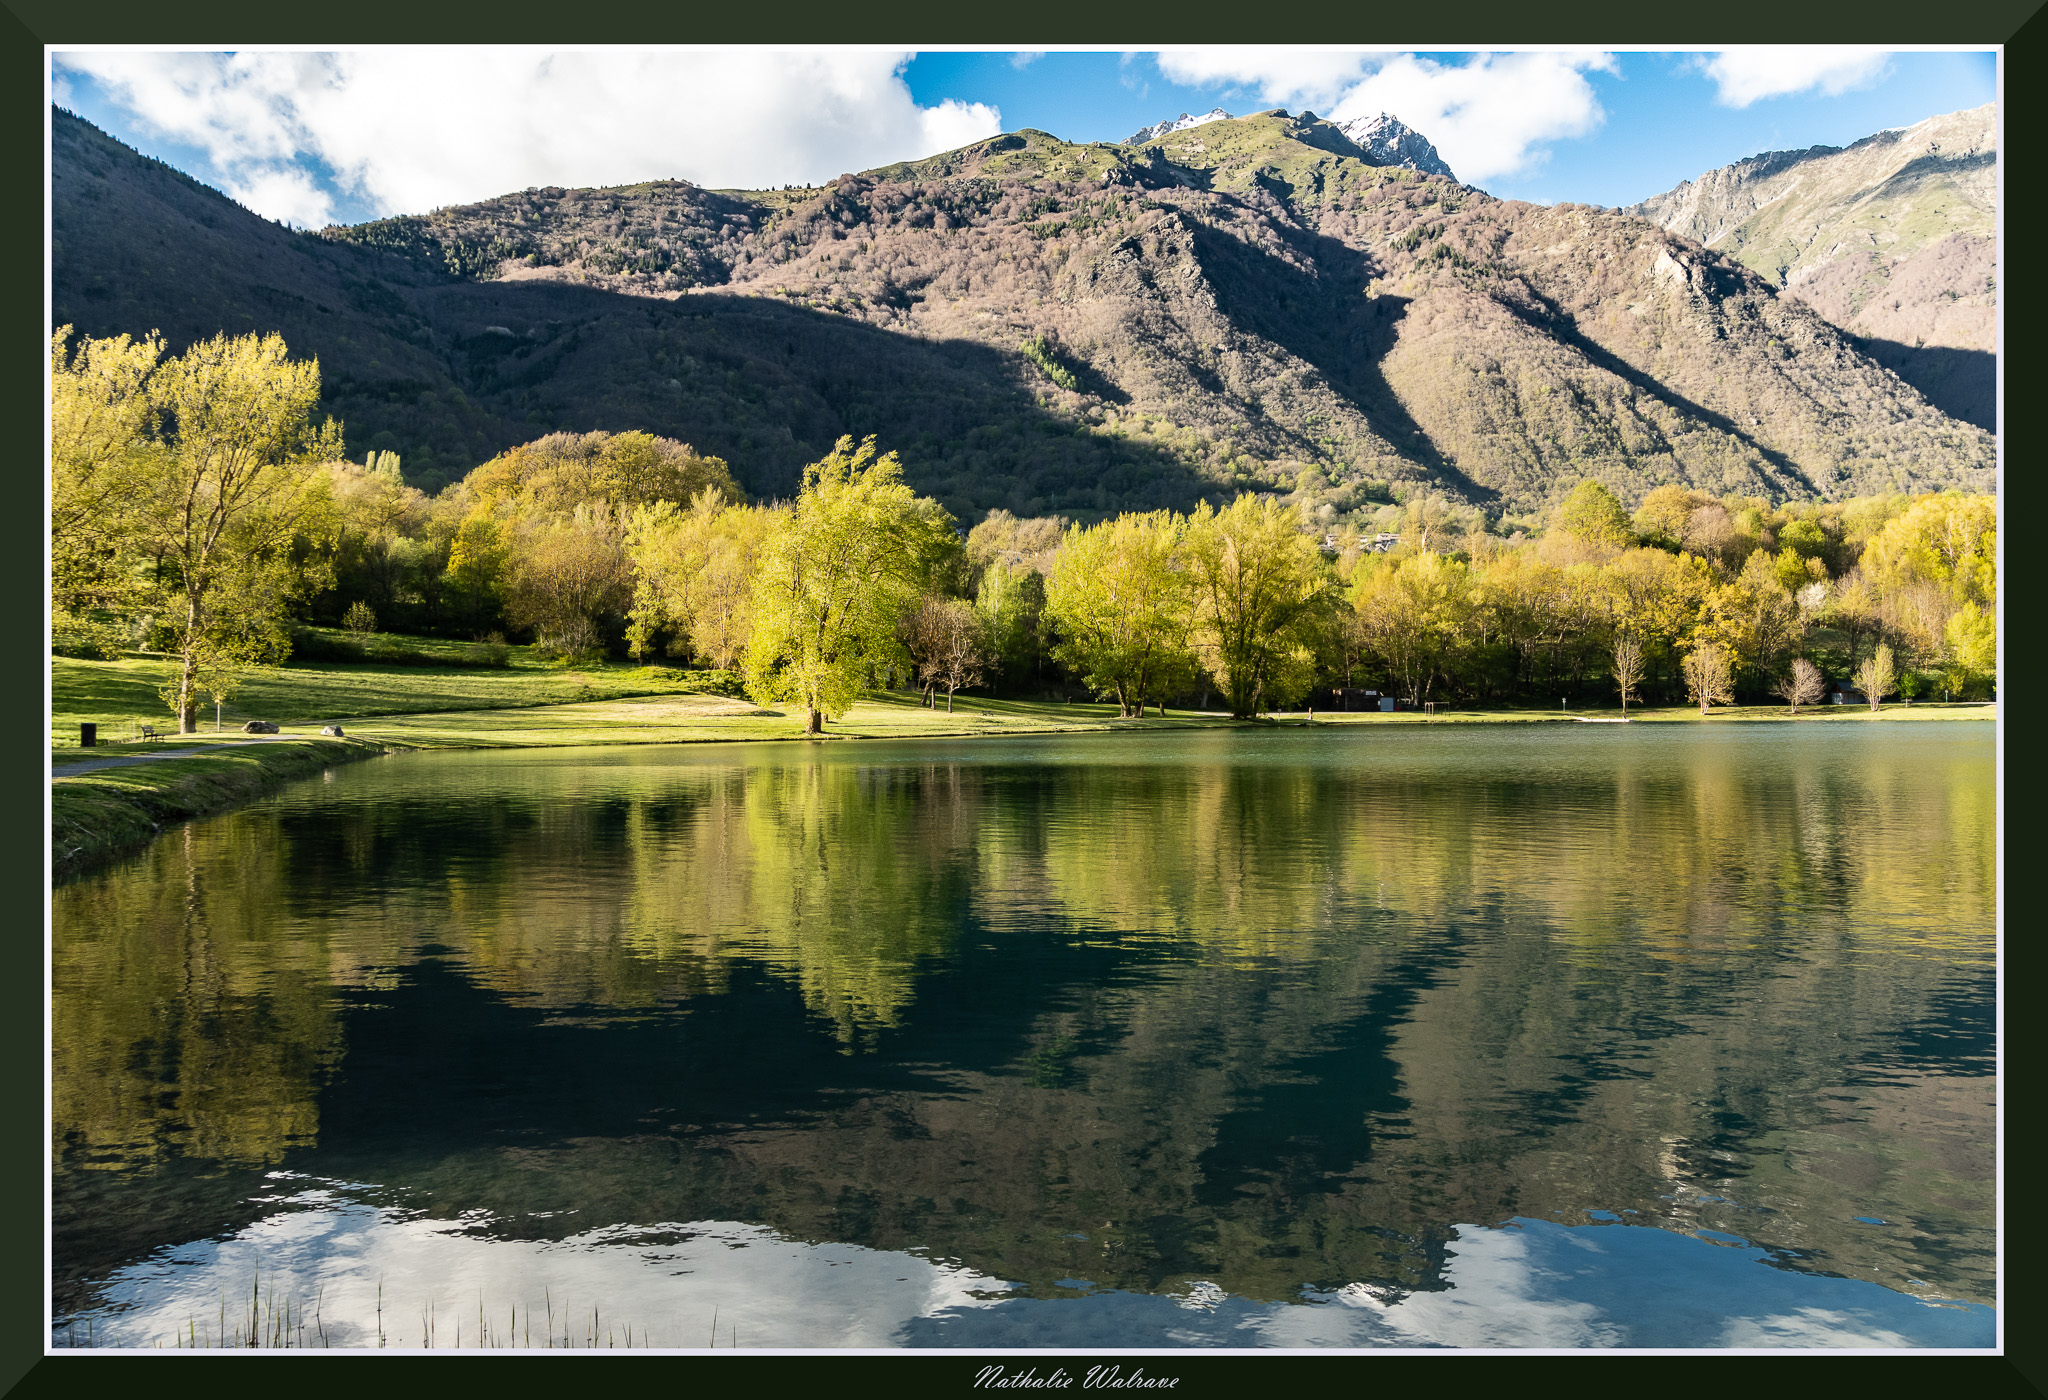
(52, 327, 1997, 733)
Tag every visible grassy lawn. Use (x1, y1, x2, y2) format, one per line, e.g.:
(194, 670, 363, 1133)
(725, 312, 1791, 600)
(339, 689, 1240, 749)
(54, 645, 1996, 759)
(50, 648, 720, 746)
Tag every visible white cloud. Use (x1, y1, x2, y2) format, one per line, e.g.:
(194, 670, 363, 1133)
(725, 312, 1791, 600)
(1328, 51, 1616, 185)
(1720, 1307, 1914, 1347)
(1010, 51, 1045, 70)
(225, 166, 335, 227)
(54, 48, 1003, 224)
(1697, 48, 1892, 107)
(1155, 47, 1380, 112)
(1143, 49, 1613, 186)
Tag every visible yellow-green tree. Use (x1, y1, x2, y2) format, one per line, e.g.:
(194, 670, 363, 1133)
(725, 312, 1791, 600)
(743, 437, 954, 734)
(1183, 495, 1329, 718)
(505, 503, 633, 658)
(1353, 549, 1474, 707)
(1941, 604, 1996, 698)
(50, 327, 165, 652)
(130, 332, 341, 732)
(1854, 643, 1897, 712)
(626, 488, 784, 667)
(1551, 479, 1634, 549)
(1043, 512, 1199, 717)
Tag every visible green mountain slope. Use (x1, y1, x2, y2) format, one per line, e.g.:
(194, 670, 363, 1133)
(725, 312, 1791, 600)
(1628, 105, 1996, 430)
(52, 107, 1993, 520)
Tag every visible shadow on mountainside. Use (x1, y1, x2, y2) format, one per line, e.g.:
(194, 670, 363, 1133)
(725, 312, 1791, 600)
(1188, 218, 1501, 506)
(1856, 339, 1996, 433)
(404, 280, 1220, 516)
(1497, 285, 1823, 499)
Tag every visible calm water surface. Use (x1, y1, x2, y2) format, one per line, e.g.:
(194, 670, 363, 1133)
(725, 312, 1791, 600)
(51, 724, 1997, 1349)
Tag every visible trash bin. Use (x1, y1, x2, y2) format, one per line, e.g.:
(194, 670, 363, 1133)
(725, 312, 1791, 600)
(80, 722, 96, 748)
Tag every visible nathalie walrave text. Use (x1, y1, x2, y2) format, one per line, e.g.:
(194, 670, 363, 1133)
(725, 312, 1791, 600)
(974, 1365, 1180, 1389)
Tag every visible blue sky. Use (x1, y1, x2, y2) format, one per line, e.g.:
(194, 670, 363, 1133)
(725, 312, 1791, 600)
(52, 48, 1997, 229)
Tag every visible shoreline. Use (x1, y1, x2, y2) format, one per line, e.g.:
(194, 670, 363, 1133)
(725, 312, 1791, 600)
(51, 736, 396, 883)
(48, 700, 1993, 883)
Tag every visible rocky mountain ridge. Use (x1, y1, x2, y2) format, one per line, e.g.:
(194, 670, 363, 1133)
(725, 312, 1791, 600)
(1336, 113, 1457, 181)
(52, 105, 1993, 520)
(1628, 104, 1995, 429)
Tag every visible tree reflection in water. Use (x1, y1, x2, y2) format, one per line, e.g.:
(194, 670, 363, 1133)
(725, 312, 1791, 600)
(53, 725, 1995, 1335)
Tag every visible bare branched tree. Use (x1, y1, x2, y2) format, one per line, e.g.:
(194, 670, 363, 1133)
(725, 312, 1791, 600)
(1770, 657, 1824, 715)
(926, 600, 988, 712)
(1611, 633, 1644, 714)
(1681, 642, 1735, 716)
(1853, 643, 1897, 713)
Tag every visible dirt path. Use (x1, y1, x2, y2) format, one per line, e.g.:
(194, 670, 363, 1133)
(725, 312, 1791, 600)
(52, 733, 308, 778)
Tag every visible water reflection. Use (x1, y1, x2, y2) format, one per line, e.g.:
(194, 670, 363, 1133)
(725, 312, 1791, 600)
(52, 725, 1996, 1344)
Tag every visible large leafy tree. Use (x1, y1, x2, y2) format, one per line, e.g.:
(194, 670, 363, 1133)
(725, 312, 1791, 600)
(53, 328, 343, 731)
(149, 334, 343, 730)
(50, 328, 166, 655)
(743, 437, 954, 733)
(1551, 479, 1634, 549)
(626, 488, 785, 669)
(1043, 512, 1199, 718)
(1184, 495, 1329, 718)
(1353, 549, 1475, 706)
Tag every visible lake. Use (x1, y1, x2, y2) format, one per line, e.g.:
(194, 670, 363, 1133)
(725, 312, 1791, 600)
(50, 722, 1997, 1349)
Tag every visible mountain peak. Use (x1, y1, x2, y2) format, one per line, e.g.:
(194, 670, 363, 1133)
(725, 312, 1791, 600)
(1337, 113, 1457, 181)
(1124, 108, 1232, 145)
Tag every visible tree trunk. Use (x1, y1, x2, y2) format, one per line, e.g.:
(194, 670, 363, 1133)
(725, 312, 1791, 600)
(806, 705, 822, 735)
(178, 598, 201, 734)
(945, 687, 954, 713)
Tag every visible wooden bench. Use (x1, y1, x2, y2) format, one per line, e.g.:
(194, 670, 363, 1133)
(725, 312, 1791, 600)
(138, 725, 161, 741)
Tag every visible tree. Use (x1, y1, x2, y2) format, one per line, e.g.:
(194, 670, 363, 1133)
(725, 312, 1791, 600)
(1183, 495, 1328, 719)
(1770, 657, 1824, 715)
(1611, 633, 1644, 714)
(1854, 643, 1897, 712)
(917, 599, 987, 711)
(1353, 550, 1473, 707)
(626, 489, 782, 668)
(1681, 642, 1734, 716)
(1552, 479, 1633, 549)
(974, 558, 1047, 692)
(1044, 512, 1198, 717)
(1940, 603, 1996, 699)
(505, 503, 632, 659)
(744, 437, 953, 734)
(125, 332, 342, 733)
(50, 326, 164, 637)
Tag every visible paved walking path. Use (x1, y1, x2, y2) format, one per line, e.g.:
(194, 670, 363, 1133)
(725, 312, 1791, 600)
(51, 732, 311, 778)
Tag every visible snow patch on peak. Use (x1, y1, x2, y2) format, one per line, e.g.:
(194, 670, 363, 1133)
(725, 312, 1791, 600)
(1337, 113, 1457, 182)
(1124, 108, 1233, 146)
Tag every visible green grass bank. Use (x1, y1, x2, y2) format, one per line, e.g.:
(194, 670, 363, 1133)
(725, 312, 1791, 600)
(51, 736, 393, 882)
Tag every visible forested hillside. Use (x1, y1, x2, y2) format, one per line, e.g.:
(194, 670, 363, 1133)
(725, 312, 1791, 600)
(52, 107, 1993, 524)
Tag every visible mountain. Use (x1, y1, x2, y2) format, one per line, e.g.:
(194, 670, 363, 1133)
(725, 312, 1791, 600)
(51, 106, 1993, 521)
(1124, 108, 1234, 146)
(1628, 105, 1995, 430)
(1336, 114, 1458, 182)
